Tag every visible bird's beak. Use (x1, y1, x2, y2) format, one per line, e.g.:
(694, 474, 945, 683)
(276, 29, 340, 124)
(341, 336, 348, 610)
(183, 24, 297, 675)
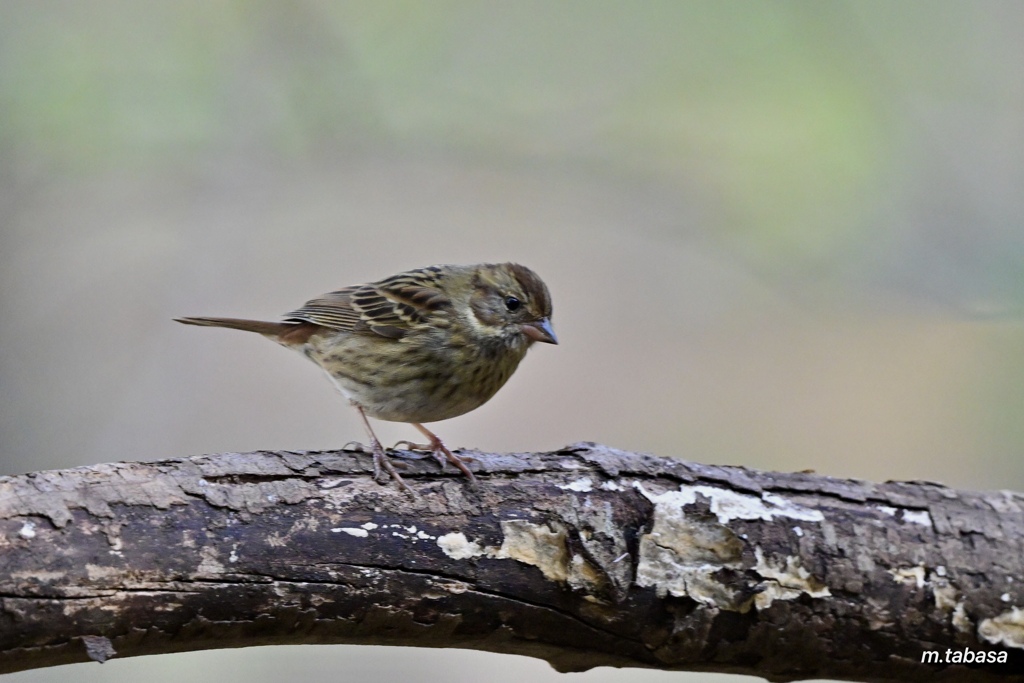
(523, 317, 558, 344)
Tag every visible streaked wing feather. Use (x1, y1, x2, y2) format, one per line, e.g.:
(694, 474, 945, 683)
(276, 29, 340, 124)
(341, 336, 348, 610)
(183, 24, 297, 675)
(283, 286, 363, 330)
(283, 268, 451, 339)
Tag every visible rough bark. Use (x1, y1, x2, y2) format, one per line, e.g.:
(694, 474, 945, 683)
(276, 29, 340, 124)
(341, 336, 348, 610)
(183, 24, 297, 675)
(0, 443, 1022, 681)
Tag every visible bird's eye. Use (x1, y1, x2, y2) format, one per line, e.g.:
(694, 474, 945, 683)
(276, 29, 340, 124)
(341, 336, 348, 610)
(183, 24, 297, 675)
(504, 296, 521, 312)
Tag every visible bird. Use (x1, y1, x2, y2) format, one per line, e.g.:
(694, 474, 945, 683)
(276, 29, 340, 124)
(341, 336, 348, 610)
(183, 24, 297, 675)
(176, 263, 556, 490)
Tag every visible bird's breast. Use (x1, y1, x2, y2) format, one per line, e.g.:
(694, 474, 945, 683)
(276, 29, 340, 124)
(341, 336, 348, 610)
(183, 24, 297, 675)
(304, 328, 528, 424)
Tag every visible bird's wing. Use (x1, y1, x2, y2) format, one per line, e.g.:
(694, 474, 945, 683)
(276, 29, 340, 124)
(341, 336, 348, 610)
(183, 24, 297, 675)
(283, 268, 451, 339)
(283, 286, 364, 331)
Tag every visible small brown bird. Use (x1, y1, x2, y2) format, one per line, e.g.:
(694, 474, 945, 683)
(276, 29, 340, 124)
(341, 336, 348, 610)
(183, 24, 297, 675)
(176, 263, 556, 490)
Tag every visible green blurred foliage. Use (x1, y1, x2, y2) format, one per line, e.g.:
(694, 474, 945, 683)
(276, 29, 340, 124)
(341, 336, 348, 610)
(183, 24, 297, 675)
(5, 1, 1022, 300)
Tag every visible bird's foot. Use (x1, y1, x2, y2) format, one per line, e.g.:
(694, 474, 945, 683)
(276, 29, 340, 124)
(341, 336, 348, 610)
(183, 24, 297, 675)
(390, 440, 434, 460)
(357, 438, 410, 493)
(393, 440, 478, 472)
(350, 406, 415, 494)
(403, 427, 477, 484)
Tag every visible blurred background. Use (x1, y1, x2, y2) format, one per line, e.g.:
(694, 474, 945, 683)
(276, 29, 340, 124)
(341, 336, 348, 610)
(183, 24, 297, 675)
(2, 1, 1023, 682)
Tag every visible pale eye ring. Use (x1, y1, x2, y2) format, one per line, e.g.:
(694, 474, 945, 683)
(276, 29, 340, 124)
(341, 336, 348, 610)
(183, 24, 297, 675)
(504, 296, 521, 312)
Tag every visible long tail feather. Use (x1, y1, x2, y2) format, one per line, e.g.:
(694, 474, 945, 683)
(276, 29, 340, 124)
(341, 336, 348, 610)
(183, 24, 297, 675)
(174, 316, 294, 336)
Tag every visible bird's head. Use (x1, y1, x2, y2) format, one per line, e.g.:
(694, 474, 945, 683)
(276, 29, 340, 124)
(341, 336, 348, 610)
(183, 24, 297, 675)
(465, 263, 557, 348)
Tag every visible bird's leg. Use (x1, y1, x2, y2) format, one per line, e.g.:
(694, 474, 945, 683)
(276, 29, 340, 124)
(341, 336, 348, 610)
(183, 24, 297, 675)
(411, 423, 477, 483)
(354, 405, 411, 492)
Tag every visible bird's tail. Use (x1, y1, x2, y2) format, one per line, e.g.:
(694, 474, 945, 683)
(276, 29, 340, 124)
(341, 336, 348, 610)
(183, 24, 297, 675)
(174, 316, 298, 336)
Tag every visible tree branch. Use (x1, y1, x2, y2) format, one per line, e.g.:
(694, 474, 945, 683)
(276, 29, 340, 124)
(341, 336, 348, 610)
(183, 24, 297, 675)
(1, 443, 1022, 681)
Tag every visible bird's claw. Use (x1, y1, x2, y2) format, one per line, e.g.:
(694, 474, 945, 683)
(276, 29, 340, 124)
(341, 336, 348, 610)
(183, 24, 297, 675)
(390, 440, 434, 461)
(392, 439, 430, 451)
(365, 439, 412, 493)
(427, 438, 477, 483)
(392, 439, 448, 469)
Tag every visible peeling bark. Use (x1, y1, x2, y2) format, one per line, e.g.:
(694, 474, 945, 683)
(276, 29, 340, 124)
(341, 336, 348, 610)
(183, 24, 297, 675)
(1, 443, 1022, 681)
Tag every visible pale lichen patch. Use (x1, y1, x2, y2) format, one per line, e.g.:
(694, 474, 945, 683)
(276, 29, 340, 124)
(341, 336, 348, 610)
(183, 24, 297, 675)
(635, 488, 745, 609)
(634, 483, 831, 612)
(333, 527, 368, 537)
(635, 483, 824, 525)
(639, 553, 741, 609)
(931, 575, 959, 611)
(753, 547, 831, 610)
(889, 564, 926, 589)
(978, 607, 1024, 649)
(436, 522, 575, 585)
(559, 478, 593, 492)
(495, 520, 569, 583)
(928, 569, 974, 634)
(18, 522, 36, 539)
(383, 524, 428, 540)
(901, 510, 933, 528)
(952, 602, 973, 634)
(759, 493, 825, 523)
(436, 532, 487, 560)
